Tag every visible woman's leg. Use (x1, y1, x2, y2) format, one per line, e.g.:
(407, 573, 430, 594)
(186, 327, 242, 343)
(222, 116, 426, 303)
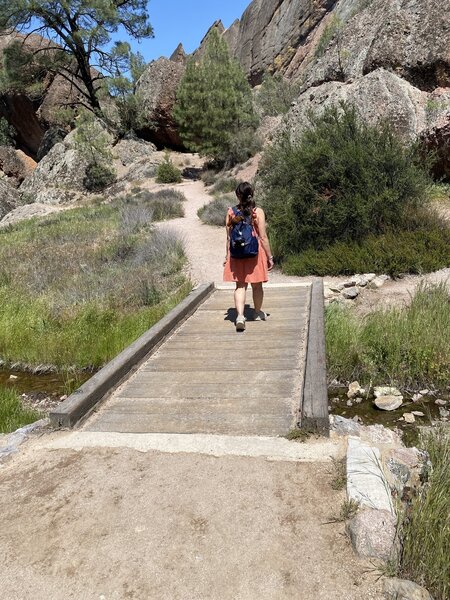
(234, 282, 248, 318)
(251, 282, 264, 312)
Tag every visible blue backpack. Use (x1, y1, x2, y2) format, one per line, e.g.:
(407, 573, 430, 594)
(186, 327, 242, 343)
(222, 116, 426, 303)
(229, 206, 259, 259)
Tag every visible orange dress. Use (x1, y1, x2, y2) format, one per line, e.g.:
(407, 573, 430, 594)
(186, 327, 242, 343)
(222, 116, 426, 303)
(223, 207, 269, 283)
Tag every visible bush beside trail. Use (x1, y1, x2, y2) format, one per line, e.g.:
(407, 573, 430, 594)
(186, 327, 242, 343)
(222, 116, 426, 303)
(259, 103, 447, 275)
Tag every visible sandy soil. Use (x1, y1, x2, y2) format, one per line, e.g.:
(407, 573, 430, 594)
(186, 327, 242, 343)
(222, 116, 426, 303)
(0, 441, 383, 600)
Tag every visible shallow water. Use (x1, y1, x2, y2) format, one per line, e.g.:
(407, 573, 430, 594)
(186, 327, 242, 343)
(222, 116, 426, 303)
(0, 368, 90, 396)
(329, 385, 447, 443)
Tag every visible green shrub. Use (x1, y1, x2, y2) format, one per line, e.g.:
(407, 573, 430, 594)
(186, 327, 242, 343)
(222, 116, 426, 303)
(84, 162, 117, 191)
(156, 154, 182, 183)
(315, 15, 343, 58)
(201, 169, 218, 186)
(260, 103, 431, 256)
(282, 225, 450, 277)
(0, 117, 16, 146)
(120, 188, 185, 221)
(256, 72, 301, 116)
(197, 195, 233, 226)
(212, 176, 240, 195)
(325, 283, 450, 388)
(224, 128, 262, 167)
(399, 427, 450, 600)
(0, 386, 40, 433)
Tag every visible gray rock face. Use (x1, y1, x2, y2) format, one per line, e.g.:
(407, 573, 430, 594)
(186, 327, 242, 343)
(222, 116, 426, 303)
(383, 577, 433, 600)
(0, 179, 20, 219)
(346, 508, 397, 561)
(299, 0, 450, 91)
(287, 69, 450, 143)
(19, 141, 88, 204)
(226, 0, 335, 85)
(113, 138, 157, 166)
(135, 58, 186, 149)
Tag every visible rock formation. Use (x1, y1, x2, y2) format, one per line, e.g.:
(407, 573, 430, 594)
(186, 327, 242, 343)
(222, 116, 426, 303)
(0, 146, 36, 186)
(0, 178, 20, 219)
(207, 0, 449, 176)
(135, 57, 186, 149)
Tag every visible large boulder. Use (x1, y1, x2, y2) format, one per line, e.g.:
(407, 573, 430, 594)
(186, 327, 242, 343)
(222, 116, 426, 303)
(0, 146, 37, 186)
(285, 69, 450, 144)
(135, 57, 186, 149)
(0, 178, 20, 219)
(420, 112, 450, 180)
(298, 0, 450, 90)
(18, 124, 114, 204)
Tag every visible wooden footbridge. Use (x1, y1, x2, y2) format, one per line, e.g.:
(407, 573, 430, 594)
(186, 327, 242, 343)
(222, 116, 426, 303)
(50, 282, 328, 436)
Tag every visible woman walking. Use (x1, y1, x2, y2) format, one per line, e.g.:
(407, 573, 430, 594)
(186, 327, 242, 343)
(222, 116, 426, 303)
(223, 182, 274, 331)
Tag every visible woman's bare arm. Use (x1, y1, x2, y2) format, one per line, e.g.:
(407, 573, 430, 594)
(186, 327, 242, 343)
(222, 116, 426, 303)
(255, 207, 274, 270)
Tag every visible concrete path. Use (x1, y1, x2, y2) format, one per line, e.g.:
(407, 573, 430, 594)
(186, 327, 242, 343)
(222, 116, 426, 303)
(85, 285, 310, 436)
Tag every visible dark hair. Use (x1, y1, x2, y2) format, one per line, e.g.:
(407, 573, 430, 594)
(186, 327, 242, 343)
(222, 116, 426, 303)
(235, 182, 255, 217)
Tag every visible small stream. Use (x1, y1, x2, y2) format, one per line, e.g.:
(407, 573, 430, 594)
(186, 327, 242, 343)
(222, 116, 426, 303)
(329, 386, 448, 444)
(0, 368, 91, 399)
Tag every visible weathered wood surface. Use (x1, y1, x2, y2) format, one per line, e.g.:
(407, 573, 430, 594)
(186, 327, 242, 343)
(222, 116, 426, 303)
(301, 279, 329, 434)
(85, 285, 315, 436)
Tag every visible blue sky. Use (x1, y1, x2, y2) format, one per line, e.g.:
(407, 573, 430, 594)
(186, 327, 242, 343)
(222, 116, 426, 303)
(127, 0, 250, 62)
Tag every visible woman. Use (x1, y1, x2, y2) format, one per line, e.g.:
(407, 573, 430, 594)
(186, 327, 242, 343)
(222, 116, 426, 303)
(223, 182, 274, 331)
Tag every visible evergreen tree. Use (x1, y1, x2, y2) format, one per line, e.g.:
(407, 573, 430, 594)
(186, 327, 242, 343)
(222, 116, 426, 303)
(173, 27, 258, 165)
(0, 1, 152, 115)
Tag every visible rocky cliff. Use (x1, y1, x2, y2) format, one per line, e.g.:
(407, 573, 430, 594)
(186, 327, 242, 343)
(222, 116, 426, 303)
(210, 0, 450, 177)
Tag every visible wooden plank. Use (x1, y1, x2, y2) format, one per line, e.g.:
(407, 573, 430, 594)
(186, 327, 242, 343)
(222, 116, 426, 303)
(85, 411, 294, 436)
(98, 396, 294, 415)
(300, 279, 329, 435)
(117, 378, 295, 399)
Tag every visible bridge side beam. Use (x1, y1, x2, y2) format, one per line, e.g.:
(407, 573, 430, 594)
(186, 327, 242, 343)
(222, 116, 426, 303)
(50, 283, 214, 428)
(300, 278, 329, 435)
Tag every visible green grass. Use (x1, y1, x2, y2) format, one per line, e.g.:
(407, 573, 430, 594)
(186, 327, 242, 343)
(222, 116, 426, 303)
(0, 204, 190, 369)
(0, 386, 40, 433)
(197, 195, 234, 226)
(399, 426, 450, 599)
(282, 226, 450, 277)
(325, 283, 450, 389)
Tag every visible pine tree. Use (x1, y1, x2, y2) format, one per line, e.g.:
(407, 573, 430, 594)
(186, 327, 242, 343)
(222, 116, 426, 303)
(173, 27, 258, 165)
(0, 1, 152, 115)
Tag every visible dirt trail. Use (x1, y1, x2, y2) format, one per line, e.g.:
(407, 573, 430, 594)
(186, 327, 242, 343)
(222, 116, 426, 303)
(157, 180, 306, 285)
(0, 437, 383, 600)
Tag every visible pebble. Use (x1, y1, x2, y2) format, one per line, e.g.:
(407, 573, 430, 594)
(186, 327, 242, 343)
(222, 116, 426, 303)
(346, 400, 353, 406)
(9, 374, 18, 380)
(374, 395, 403, 411)
(412, 393, 423, 402)
(419, 389, 430, 395)
(60, 394, 68, 401)
(411, 411, 424, 417)
(341, 286, 359, 299)
(403, 413, 416, 424)
(438, 407, 449, 418)
(354, 397, 363, 404)
(347, 381, 364, 398)
(435, 399, 447, 406)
